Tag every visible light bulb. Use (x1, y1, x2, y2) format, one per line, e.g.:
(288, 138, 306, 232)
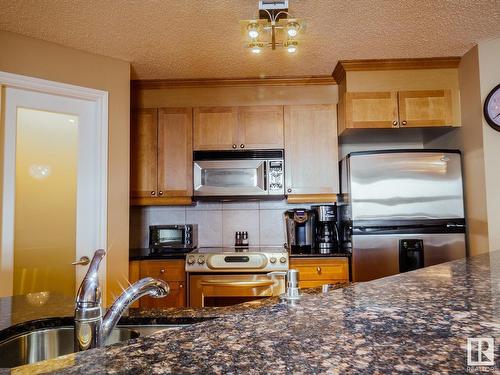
(248, 29, 259, 39)
(287, 23, 299, 37)
(247, 24, 259, 39)
(251, 46, 262, 54)
(287, 45, 297, 53)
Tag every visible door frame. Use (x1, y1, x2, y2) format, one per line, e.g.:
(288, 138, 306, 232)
(0, 71, 108, 298)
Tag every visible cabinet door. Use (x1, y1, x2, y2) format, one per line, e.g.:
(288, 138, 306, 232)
(238, 106, 284, 149)
(284, 105, 339, 195)
(157, 108, 193, 197)
(193, 107, 238, 150)
(139, 260, 186, 308)
(345, 92, 399, 129)
(140, 281, 186, 309)
(398, 90, 453, 127)
(130, 109, 158, 198)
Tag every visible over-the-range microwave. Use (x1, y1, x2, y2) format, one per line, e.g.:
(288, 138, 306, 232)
(193, 149, 285, 200)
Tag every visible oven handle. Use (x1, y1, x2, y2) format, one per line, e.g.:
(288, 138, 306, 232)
(199, 280, 275, 288)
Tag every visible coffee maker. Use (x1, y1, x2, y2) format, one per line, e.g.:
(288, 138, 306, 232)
(311, 204, 339, 254)
(284, 209, 316, 254)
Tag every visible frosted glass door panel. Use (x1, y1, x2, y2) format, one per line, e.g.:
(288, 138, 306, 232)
(13, 108, 78, 296)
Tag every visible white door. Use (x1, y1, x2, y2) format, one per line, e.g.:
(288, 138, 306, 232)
(1, 86, 107, 297)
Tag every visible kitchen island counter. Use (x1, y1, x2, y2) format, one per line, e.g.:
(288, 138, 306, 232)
(9, 251, 500, 374)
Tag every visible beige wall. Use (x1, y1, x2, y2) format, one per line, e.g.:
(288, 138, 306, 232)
(478, 38, 500, 251)
(425, 38, 500, 255)
(0, 31, 131, 304)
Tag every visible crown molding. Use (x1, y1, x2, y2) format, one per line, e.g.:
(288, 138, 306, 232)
(332, 57, 461, 83)
(131, 75, 336, 90)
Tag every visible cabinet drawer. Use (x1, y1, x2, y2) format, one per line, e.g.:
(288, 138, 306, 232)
(140, 260, 185, 281)
(290, 258, 349, 282)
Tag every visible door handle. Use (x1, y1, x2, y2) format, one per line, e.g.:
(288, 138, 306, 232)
(72, 256, 90, 266)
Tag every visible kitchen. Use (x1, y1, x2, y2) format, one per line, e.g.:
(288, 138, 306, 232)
(0, 0, 500, 373)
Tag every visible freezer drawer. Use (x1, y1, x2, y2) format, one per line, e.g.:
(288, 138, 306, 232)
(351, 233, 466, 282)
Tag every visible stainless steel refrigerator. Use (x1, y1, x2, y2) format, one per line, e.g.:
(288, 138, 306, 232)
(339, 150, 466, 282)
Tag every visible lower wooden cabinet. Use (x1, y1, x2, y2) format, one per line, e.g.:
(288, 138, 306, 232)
(290, 257, 349, 288)
(129, 259, 186, 308)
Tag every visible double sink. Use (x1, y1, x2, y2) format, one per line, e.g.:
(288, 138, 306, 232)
(0, 322, 192, 369)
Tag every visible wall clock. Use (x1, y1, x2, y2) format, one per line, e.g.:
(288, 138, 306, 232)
(484, 83, 500, 132)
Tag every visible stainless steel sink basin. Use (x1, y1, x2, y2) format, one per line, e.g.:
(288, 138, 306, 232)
(0, 326, 139, 369)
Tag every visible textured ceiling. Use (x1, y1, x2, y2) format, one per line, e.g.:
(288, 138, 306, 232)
(1, 0, 499, 79)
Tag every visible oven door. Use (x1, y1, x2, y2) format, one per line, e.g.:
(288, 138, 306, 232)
(188, 274, 285, 307)
(193, 160, 267, 196)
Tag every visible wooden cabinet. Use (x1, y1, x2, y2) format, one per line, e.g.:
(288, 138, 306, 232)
(238, 106, 284, 149)
(290, 257, 349, 288)
(398, 90, 454, 127)
(193, 107, 238, 150)
(284, 104, 339, 202)
(129, 259, 186, 308)
(345, 92, 398, 129)
(194, 106, 284, 150)
(130, 107, 192, 205)
(157, 108, 193, 197)
(343, 89, 454, 130)
(130, 109, 158, 198)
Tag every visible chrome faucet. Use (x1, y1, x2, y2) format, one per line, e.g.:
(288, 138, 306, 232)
(74, 249, 169, 351)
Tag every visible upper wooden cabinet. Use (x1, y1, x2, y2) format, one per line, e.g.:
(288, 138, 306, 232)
(344, 89, 455, 130)
(398, 90, 454, 127)
(130, 107, 192, 205)
(345, 91, 398, 129)
(193, 107, 238, 150)
(157, 108, 193, 197)
(284, 104, 339, 201)
(334, 58, 462, 135)
(238, 106, 284, 149)
(130, 108, 158, 198)
(194, 106, 284, 150)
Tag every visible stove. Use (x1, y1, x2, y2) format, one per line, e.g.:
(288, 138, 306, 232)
(185, 246, 288, 273)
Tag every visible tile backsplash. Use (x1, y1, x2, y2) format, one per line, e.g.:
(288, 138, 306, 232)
(130, 201, 316, 248)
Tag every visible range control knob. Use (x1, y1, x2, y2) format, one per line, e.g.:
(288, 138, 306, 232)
(270, 257, 277, 264)
(187, 256, 196, 265)
(197, 256, 205, 265)
(279, 257, 287, 264)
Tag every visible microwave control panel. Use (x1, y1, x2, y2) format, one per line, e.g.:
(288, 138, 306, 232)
(268, 160, 284, 193)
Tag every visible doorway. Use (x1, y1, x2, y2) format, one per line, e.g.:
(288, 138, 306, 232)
(0, 72, 108, 299)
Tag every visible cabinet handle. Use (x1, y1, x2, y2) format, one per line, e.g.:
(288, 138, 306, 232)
(287, 188, 292, 193)
(240, 144, 245, 148)
(401, 120, 407, 126)
(392, 121, 398, 127)
(158, 191, 164, 196)
(232, 144, 237, 149)
(160, 268, 165, 274)
(151, 191, 156, 196)
(317, 267, 321, 274)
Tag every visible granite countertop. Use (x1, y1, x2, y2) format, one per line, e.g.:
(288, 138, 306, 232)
(7, 251, 500, 374)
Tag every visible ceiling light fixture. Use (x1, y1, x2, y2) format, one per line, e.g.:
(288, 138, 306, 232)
(241, 0, 305, 53)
